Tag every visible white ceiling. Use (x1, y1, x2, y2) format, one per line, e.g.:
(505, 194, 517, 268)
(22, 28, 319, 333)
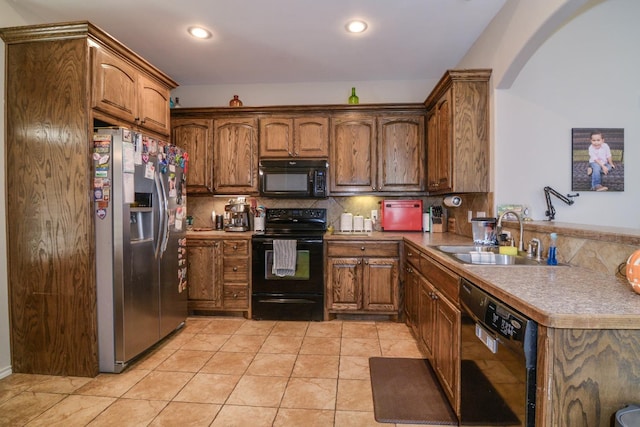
(7, 0, 506, 86)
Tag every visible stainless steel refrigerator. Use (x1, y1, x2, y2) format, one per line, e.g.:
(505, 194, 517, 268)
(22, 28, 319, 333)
(94, 128, 188, 373)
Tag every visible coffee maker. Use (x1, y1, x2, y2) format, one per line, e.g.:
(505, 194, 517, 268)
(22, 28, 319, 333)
(224, 198, 250, 232)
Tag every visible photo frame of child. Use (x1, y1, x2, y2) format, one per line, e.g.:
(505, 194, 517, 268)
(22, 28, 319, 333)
(571, 128, 624, 192)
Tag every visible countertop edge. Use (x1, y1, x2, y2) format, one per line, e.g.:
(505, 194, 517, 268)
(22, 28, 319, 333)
(185, 230, 640, 330)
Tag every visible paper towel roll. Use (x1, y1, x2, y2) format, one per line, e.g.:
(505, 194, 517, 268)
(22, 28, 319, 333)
(422, 213, 430, 232)
(340, 213, 353, 232)
(353, 215, 364, 232)
(443, 196, 462, 207)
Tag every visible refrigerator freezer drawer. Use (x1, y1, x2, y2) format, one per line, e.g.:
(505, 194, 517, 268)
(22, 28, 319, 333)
(381, 200, 423, 231)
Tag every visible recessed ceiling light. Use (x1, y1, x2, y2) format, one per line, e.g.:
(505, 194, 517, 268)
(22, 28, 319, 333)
(188, 26, 212, 39)
(345, 20, 368, 34)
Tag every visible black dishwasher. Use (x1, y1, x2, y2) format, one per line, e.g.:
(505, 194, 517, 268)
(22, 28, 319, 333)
(459, 278, 537, 427)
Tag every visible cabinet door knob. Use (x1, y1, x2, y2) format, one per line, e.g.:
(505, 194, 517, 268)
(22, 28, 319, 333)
(364, 260, 369, 265)
(408, 252, 413, 257)
(233, 293, 239, 298)
(233, 266, 238, 271)
(357, 260, 361, 265)
(233, 244, 238, 250)
(360, 246, 365, 251)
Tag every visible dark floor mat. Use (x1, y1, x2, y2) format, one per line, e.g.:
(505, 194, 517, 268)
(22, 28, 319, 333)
(369, 357, 457, 425)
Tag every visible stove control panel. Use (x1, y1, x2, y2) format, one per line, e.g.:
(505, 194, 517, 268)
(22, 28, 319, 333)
(266, 208, 326, 221)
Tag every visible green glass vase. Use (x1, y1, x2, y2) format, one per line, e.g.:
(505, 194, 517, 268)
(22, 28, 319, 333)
(348, 87, 359, 104)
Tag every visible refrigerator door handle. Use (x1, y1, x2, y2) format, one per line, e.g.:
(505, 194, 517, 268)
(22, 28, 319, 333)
(156, 170, 171, 257)
(154, 170, 167, 259)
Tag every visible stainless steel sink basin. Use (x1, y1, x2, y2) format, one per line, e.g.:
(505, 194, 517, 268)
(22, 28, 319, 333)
(433, 245, 567, 266)
(452, 253, 547, 265)
(435, 245, 496, 254)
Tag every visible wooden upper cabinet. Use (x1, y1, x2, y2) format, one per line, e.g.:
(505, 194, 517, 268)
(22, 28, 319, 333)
(295, 117, 329, 157)
(92, 46, 137, 123)
(426, 92, 453, 192)
(92, 46, 172, 135)
(213, 117, 259, 194)
(172, 118, 214, 194)
(425, 69, 491, 194)
(331, 111, 425, 194)
(259, 116, 328, 158)
(378, 115, 425, 192)
(330, 115, 376, 193)
(137, 74, 171, 135)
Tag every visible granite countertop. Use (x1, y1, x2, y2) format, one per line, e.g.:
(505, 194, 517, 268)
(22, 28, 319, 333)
(186, 229, 640, 330)
(398, 232, 640, 330)
(187, 228, 254, 238)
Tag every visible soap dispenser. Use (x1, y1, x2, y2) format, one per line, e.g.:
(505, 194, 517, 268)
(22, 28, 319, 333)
(547, 233, 558, 265)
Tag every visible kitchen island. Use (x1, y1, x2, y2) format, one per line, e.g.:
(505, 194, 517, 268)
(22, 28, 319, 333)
(330, 229, 640, 427)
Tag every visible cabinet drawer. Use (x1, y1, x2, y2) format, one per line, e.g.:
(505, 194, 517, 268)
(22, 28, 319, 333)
(420, 254, 459, 303)
(223, 284, 249, 308)
(223, 258, 250, 281)
(223, 239, 249, 255)
(405, 243, 422, 268)
(327, 241, 399, 257)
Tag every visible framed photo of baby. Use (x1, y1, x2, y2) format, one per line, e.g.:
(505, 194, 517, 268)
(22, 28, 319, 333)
(571, 128, 624, 192)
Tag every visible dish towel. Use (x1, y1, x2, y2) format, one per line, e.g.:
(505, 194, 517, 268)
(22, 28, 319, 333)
(272, 239, 297, 277)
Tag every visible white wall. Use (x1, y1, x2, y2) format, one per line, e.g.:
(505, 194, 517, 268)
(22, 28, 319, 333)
(171, 79, 436, 107)
(459, 0, 639, 228)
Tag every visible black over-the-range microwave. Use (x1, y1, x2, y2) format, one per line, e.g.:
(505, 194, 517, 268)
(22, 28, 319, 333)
(258, 159, 328, 198)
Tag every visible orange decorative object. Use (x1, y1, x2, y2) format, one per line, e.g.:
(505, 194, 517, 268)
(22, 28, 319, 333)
(626, 249, 640, 294)
(229, 95, 243, 107)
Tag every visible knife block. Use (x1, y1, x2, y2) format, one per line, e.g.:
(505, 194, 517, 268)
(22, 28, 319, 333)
(429, 206, 446, 233)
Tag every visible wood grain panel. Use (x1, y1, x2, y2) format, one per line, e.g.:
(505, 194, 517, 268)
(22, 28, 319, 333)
(330, 116, 375, 192)
(295, 117, 329, 157)
(6, 38, 97, 376)
(171, 119, 214, 194)
(138, 73, 171, 135)
(549, 328, 640, 426)
(327, 258, 361, 310)
(453, 81, 488, 192)
(213, 118, 258, 193)
(187, 244, 221, 303)
(378, 116, 425, 191)
(259, 118, 293, 156)
(363, 258, 398, 310)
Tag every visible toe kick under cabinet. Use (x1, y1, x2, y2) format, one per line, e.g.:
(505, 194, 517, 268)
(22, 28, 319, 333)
(325, 240, 401, 320)
(186, 236, 251, 317)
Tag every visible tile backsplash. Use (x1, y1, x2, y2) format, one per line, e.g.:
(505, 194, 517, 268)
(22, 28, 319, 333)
(186, 192, 637, 276)
(186, 194, 491, 232)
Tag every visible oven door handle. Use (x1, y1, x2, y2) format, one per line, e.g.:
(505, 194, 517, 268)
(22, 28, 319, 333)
(257, 298, 318, 304)
(253, 238, 323, 245)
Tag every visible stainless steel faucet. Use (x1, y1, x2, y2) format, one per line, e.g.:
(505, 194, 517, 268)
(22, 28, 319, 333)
(527, 238, 543, 261)
(497, 210, 524, 253)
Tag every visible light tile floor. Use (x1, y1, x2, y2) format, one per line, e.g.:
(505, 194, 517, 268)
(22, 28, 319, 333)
(0, 317, 426, 426)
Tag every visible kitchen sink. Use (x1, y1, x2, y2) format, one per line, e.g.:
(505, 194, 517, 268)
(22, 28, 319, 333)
(435, 245, 496, 254)
(452, 253, 547, 265)
(433, 245, 567, 266)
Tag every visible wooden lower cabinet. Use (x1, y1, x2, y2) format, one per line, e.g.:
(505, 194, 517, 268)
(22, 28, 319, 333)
(432, 286, 460, 408)
(186, 237, 250, 317)
(325, 240, 400, 319)
(404, 242, 461, 415)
